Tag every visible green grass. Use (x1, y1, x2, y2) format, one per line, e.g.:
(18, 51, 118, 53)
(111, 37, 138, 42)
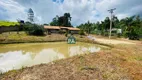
(135, 57, 142, 61)
(0, 20, 20, 27)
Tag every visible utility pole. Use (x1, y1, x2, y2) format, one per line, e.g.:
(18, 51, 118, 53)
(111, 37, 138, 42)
(108, 8, 116, 39)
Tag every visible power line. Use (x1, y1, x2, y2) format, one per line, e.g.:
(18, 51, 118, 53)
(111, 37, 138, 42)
(108, 8, 116, 39)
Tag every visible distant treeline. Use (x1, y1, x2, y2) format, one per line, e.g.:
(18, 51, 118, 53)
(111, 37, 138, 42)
(77, 15, 142, 40)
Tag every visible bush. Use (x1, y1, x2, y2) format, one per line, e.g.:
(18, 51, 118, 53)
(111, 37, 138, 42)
(117, 33, 121, 38)
(79, 30, 85, 35)
(79, 30, 85, 38)
(23, 22, 44, 36)
(128, 32, 139, 40)
(65, 31, 68, 37)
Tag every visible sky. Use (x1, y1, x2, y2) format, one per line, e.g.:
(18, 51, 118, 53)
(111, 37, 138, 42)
(0, 0, 142, 26)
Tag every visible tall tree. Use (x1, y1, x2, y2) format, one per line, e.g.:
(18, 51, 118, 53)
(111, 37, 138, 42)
(63, 13, 72, 27)
(50, 13, 72, 27)
(50, 15, 59, 26)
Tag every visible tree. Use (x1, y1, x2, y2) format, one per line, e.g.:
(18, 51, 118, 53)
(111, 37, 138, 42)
(50, 13, 72, 27)
(104, 17, 110, 31)
(50, 15, 59, 26)
(24, 22, 44, 36)
(113, 16, 119, 28)
(79, 29, 85, 38)
(63, 13, 72, 27)
(77, 15, 142, 40)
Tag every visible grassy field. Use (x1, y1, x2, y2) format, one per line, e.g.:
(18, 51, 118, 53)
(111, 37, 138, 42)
(0, 21, 19, 27)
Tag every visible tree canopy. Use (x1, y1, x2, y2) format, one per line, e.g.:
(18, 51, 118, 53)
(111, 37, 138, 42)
(77, 15, 142, 40)
(50, 13, 72, 27)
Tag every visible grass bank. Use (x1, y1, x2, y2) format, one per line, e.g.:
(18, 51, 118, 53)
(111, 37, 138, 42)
(0, 32, 67, 44)
(0, 32, 113, 48)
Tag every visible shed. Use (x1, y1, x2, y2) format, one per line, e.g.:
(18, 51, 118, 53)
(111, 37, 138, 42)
(44, 26, 60, 34)
(44, 26, 80, 34)
(68, 27, 80, 34)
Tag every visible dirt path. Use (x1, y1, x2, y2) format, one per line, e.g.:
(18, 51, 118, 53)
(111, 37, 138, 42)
(95, 38, 135, 44)
(88, 35, 139, 45)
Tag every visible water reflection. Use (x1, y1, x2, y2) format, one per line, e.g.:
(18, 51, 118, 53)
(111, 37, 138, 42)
(0, 42, 100, 73)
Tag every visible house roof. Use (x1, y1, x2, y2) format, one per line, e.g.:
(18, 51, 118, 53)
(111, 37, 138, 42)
(44, 26, 60, 29)
(44, 26, 80, 30)
(60, 27, 69, 29)
(68, 27, 80, 30)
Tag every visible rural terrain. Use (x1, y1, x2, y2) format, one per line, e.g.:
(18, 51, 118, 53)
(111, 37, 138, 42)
(0, 35, 142, 80)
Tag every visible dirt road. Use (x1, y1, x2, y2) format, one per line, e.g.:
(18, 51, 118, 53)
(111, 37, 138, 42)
(88, 35, 139, 45)
(95, 38, 135, 44)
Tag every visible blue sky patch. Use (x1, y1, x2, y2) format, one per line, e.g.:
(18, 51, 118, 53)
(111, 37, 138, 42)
(0, 7, 7, 12)
(52, 0, 64, 3)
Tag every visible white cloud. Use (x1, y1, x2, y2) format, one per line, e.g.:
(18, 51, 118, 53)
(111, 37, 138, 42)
(0, 0, 26, 21)
(95, 0, 142, 20)
(60, 0, 96, 25)
(0, 0, 142, 26)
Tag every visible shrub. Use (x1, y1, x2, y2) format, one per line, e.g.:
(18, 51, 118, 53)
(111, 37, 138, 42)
(79, 30, 85, 38)
(23, 22, 44, 36)
(123, 26, 142, 40)
(117, 33, 121, 38)
(79, 30, 85, 35)
(65, 31, 68, 37)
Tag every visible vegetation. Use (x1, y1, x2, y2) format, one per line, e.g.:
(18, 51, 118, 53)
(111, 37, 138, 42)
(23, 22, 44, 36)
(77, 15, 142, 40)
(79, 30, 85, 35)
(79, 29, 85, 38)
(0, 21, 19, 27)
(50, 13, 72, 27)
(64, 31, 68, 37)
(0, 32, 66, 44)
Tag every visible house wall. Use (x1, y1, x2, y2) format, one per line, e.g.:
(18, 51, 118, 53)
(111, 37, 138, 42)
(48, 29, 60, 33)
(70, 30, 79, 34)
(60, 28, 68, 33)
(0, 26, 19, 34)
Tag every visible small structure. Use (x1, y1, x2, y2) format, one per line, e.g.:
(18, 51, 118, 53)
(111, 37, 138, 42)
(68, 27, 80, 34)
(107, 28, 122, 36)
(67, 34, 76, 44)
(44, 26, 60, 34)
(60, 27, 69, 32)
(28, 8, 34, 23)
(44, 26, 80, 34)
